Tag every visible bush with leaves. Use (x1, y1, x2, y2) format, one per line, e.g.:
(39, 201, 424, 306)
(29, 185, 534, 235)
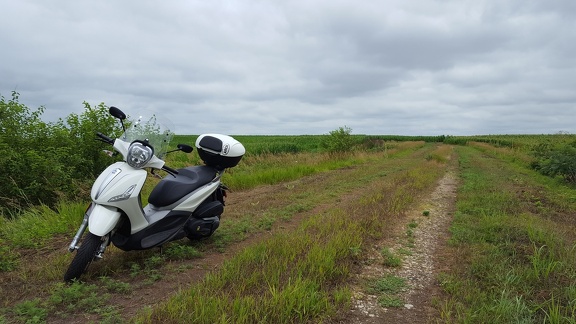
(531, 140, 576, 183)
(321, 126, 356, 153)
(63, 101, 122, 179)
(0, 92, 122, 213)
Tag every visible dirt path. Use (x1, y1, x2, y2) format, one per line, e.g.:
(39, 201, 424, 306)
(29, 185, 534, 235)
(341, 169, 459, 323)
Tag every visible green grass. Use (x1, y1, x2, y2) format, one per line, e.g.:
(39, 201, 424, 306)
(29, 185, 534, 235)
(0, 201, 88, 272)
(173, 134, 326, 156)
(0, 201, 87, 248)
(444, 133, 576, 151)
(209, 143, 436, 251)
(221, 151, 370, 190)
(140, 210, 362, 323)
(367, 275, 408, 308)
(163, 242, 202, 260)
(173, 134, 438, 157)
(99, 276, 132, 294)
(381, 248, 402, 268)
(0, 240, 19, 271)
(6, 281, 123, 323)
(438, 145, 576, 323)
(10, 299, 46, 323)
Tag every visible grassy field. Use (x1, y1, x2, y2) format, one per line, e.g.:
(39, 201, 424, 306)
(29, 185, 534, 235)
(1, 135, 576, 323)
(438, 143, 576, 323)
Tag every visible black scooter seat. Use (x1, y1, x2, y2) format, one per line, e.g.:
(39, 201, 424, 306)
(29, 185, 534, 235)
(148, 166, 217, 207)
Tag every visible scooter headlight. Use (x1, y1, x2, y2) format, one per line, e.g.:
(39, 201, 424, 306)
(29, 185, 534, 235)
(127, 141, 154, 168)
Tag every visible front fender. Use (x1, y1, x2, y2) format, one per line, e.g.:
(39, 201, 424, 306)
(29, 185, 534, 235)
(88, 204, 121, 236)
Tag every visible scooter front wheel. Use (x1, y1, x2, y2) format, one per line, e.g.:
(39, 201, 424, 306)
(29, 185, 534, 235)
(64, 233, 102, 282)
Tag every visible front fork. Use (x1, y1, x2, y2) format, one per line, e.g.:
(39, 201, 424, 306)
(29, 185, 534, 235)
(67, 204, 110, 259)
(68, 207, 91, 252)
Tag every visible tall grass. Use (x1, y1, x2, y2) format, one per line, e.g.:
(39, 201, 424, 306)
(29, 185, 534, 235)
(223, 151, 360, 190)
(173, 135, 326, 157)
(0, 201, 87, 249)
(438, 145, 576, 323)
(444, 133, 576, 151)
(142, 210, 360, 323)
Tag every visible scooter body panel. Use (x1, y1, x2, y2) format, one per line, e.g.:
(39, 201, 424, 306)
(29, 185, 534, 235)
(173, 181, 220, 212)
(90, 162, 149, 233)
(112, 210, 191, 250)
(88, 204, 121, 236)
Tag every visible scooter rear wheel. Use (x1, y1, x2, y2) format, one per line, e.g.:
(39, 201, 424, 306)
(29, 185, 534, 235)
(64, 233, 102, 282)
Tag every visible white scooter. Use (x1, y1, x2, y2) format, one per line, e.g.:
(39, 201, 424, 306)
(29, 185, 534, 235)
(64, 107, 245, 282)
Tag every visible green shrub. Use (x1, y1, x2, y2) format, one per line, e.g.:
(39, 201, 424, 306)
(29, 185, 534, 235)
(320, 126, 355, 153)
(531, 141, 576, 183)
(0, 92, 121, 212)
(12, 299, 47, 323)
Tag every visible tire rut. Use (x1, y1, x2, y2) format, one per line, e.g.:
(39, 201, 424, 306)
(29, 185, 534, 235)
(339, 168, 459, 323)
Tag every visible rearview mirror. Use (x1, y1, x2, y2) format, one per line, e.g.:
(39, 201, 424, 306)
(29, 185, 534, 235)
(109, 106, 126, 120)
(177, 144, 193, 153)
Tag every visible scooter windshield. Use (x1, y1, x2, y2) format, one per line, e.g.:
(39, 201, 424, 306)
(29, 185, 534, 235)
(120, 111, 174, 159)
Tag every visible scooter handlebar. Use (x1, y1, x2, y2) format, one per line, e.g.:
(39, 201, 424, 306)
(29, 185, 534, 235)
(96, 132, 114, 144)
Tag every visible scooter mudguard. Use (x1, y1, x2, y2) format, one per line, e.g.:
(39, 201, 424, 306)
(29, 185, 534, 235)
(88, 204, 121, 236)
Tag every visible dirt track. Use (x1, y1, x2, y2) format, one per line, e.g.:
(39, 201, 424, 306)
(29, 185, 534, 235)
(342, 170, 458, 323)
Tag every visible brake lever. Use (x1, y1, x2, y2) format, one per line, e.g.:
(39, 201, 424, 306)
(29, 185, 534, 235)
(150, 169, 163, 179)
(102, 150, 114, 157)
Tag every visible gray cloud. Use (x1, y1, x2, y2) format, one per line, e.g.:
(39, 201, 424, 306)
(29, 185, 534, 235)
(1, 0, 575, 136)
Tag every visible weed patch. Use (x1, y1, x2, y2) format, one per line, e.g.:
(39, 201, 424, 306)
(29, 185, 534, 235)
(368, 275, 408, 308)
(4, 281, 119, 323)
(11, 299, 47, 323)
(380, 248, 402, 267)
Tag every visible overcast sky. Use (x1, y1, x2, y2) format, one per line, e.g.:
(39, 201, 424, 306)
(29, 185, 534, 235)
(1, 0, 575, 136)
